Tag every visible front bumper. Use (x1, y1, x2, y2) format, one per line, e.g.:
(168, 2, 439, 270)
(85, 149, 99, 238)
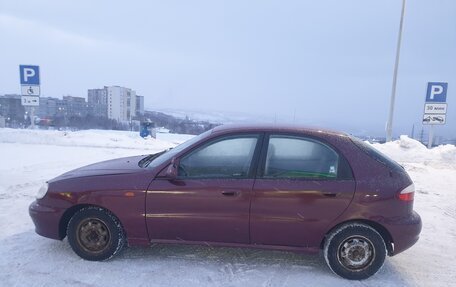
(29, 200, 65, 240)
(386, 210, 422, 255)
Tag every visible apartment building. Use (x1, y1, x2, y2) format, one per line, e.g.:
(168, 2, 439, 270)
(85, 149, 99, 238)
(88, 88, 108, 118)
(88, 86, 144, 122)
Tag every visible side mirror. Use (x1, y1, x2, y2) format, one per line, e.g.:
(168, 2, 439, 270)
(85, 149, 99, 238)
(158, 157, 178, 179)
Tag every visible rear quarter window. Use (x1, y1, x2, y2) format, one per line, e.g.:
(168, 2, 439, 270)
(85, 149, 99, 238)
(350, 136, 403, 171)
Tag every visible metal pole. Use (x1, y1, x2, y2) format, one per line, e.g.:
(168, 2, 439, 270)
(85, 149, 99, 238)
(427, 125, 434, 148)
(386, 0, 406, 142)
(31, 107, 35, 129)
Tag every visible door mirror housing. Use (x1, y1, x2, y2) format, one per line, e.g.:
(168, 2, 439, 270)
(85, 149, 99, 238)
(158, 157, 178, 179)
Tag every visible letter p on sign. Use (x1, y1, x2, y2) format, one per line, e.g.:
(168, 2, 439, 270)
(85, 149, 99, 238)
(426, 82, 447, 103)
(23, 68, 35, 82)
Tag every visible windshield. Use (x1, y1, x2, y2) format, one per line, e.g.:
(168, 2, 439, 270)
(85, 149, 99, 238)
(145, 129, 213, 168)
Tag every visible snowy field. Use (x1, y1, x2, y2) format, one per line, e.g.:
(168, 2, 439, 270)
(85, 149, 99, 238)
(0, 128, 455, 287)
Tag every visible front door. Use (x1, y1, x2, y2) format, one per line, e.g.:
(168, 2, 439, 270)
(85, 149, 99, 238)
(250, 134, 356, 248)
(146, 134, 262, 244)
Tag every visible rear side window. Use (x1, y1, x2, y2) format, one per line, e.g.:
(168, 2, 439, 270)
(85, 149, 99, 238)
(350, 136, 403, 171)
(263, 136, 340, 179)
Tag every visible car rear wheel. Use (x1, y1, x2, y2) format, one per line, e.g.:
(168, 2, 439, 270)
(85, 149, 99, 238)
(323, 223, 386, 280)
(67, 206, 125, 261)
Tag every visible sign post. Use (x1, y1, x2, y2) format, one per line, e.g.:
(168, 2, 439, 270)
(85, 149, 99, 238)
(19, 65, 40, 128)
(422, 82, 448, 148)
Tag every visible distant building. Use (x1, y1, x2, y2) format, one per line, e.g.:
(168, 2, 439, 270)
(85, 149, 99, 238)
(88, 88, 108, 118)
(0, 94, 25, 124)
(106, 86, 137, 122)
(87, 86, 139, 122)
(136, 95, 144, 116)
(62, 96, 88, 117)
(56, 99, 66, 117)
(1, 89, 145, 128)
(37, 97, 59, 118)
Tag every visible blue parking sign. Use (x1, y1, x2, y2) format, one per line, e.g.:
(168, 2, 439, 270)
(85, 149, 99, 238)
(425, 82, 447, 103)
(19, 65, 40, 85)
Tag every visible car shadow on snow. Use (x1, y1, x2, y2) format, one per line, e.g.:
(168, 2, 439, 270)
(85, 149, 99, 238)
(117, 243, 414, 285)
(0, 231, 416, 287)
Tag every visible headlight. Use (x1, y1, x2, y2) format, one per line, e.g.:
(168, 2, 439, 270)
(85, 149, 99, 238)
(36, 182, 49, 199)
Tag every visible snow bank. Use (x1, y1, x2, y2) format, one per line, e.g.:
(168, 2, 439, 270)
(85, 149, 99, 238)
(0, 128, 194, 151)
(1, 129, 453, 167)
(370, 135, 456, 168)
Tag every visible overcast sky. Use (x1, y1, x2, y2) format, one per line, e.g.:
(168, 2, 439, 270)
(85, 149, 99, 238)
(0, 0, 455, 138)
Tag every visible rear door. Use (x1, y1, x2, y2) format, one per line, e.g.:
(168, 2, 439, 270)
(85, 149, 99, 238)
(250, 134, 355, 248)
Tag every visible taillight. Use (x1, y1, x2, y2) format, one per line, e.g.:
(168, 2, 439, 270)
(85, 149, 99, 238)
(398, 184, 415, 201)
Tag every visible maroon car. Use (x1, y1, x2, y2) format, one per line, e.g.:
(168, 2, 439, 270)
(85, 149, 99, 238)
(29, 124, 421, 280)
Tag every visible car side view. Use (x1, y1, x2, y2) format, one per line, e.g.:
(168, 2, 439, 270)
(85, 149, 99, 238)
(29, 124, 422, 280)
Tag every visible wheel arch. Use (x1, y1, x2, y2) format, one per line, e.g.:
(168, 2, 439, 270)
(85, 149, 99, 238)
(321, 219, 394, 256)
(58, 204, 124, 240)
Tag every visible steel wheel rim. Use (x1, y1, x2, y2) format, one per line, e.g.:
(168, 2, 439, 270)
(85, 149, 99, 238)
(76, 218, 111, 253)
(337, 235, 375, 271)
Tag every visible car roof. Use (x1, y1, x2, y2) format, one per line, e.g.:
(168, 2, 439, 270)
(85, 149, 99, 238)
(211, 123, 349, 138)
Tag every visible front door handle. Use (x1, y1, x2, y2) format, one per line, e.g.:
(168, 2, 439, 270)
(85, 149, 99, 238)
(221, 190, 239, 196)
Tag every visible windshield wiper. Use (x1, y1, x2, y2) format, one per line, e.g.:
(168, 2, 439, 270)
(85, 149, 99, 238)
(138, 150, 166, 168)
(138, 147, 175, 168)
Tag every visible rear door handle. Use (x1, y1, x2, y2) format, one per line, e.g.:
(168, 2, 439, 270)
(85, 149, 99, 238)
(221, 190, 239, 196)
(322, 192, 338, 198)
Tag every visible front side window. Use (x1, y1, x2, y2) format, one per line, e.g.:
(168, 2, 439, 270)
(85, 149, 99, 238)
(144, 130, 212, 168)
(263, 136, 339, 179)
(178, 135, 259, 178)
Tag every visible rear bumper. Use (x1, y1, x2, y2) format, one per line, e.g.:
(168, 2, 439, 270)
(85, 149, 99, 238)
(29, 200, 64, 240)
(385, 210, 422, 255)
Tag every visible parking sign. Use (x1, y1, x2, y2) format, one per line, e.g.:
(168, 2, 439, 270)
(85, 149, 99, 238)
(19, 65, 41, 107)
(423, 82, 448, 127)
(425, 82, 447, 103)
(19, 65, 40, 85)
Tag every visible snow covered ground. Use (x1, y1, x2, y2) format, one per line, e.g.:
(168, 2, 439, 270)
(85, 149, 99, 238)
(0, 129, 455, 287)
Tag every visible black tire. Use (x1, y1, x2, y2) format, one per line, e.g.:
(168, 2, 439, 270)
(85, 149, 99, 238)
(323, 223, 386, 280)
(67, 206, 126, 261)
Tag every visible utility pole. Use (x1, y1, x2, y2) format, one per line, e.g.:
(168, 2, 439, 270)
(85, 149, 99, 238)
(386, 0, 406, 142)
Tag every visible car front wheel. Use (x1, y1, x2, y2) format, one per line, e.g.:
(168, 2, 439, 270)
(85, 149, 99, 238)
(67, 206, 126, 261)
(323, 223, 386, 280)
